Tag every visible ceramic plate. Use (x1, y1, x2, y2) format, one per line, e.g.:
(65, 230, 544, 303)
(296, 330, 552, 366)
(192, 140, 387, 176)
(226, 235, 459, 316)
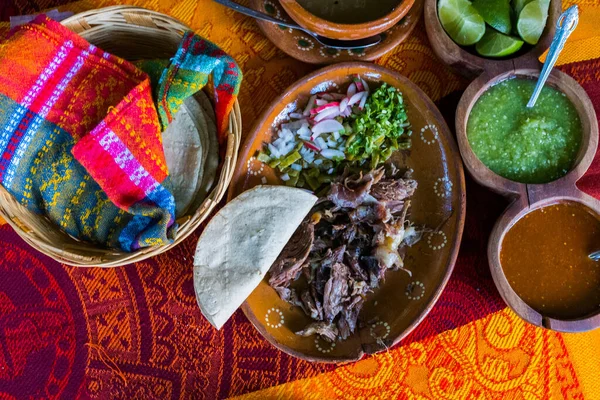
(250, 0, 423, 64)
(229, 63, 465, 362)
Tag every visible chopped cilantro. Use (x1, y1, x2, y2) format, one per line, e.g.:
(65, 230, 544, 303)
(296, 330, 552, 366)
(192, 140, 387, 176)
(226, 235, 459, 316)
(347, 83, 412, 164)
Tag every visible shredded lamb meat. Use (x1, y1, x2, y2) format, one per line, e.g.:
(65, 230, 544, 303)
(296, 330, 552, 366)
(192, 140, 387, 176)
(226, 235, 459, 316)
(269, 221, 314, 289)
(268, 167, 420, 343)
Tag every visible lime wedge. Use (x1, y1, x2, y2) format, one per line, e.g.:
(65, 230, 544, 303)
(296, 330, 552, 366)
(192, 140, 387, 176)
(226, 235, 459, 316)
(475, 28, 524, 57)
(512, 0, 532, 18)
(472, 0, 512, 35)
(517, 0, 549, 45)
(438, 0, 486, 46)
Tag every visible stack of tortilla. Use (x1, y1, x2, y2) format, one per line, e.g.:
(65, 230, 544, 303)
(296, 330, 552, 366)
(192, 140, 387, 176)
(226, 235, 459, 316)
(162, 91, 219, 218)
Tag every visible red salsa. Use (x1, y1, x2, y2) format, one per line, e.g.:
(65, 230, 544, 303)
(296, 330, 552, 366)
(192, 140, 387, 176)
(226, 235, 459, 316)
(501, 202, 600, 320)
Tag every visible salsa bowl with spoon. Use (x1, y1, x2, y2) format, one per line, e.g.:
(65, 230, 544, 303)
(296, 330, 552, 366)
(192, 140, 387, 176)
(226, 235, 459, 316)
(455, 6, 600, 332)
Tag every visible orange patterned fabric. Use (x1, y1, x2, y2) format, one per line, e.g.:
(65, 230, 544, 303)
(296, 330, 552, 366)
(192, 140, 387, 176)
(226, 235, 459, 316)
(234, 309, 586, 399)
(1, 0, 600, 399)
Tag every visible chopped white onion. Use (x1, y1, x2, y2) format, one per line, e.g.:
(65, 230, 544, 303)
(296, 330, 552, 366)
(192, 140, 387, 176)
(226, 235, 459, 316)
(321, 149, 345, 160)
(316, 137, 328, 149)
(268, 143, 280, 158)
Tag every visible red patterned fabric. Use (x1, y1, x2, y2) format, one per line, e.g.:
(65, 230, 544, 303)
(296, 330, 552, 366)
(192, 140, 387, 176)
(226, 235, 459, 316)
(1, 1, 600, 399)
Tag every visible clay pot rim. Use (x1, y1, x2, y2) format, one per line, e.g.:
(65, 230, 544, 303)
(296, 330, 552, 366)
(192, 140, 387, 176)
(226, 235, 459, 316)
(279, 0, 415, 40)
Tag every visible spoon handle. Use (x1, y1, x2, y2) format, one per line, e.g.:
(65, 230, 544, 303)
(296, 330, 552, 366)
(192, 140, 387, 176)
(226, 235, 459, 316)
(527, 5, 579, 108)
(213, 0, 302, 31)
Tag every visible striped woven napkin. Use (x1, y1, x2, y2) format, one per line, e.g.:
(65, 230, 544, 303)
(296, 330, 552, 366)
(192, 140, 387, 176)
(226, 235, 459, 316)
(0, 15, 241, 251)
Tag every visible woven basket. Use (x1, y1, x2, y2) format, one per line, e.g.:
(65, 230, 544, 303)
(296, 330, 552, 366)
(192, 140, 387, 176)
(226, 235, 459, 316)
(0, 6, 242, 267)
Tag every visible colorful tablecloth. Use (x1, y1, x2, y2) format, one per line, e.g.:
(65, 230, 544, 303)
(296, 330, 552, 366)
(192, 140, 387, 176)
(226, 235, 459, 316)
(1, 0, 600, 398)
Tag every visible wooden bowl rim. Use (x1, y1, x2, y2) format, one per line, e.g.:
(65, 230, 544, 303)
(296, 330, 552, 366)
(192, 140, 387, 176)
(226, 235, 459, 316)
(279, 0, 415, 40)
(488, 195, 600, 332)
(424, 0, 561, 76)
(455, 68, 599, 197)
(228, 61, 466, 362)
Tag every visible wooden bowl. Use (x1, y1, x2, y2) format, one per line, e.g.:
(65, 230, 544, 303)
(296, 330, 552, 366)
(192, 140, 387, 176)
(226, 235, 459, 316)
(424, 0, 561, 78)
(279, 0, 415, 41)
(229, 62, 466, 362)
(488, 198, 600, 332)
(456, 67, 600, 332)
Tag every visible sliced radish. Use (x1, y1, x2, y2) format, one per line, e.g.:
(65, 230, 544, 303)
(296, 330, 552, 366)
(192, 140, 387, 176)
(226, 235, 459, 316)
(303, 95, 317, 116)
(339, 98, 349, 113)
(348, 91, 365, 106)
(310, 102, 340, 115)
(316, 98, 327, 106)
(321, 149, 345, 160)
(304, 141, 320, 152)
(347, 83, 357, 98)
(358, 91, 368, 110)
(314, 107, 340, 122)
(311, 119, 344, 138)
(354, 76, 364, 92)
(361, 78, 370, 93)
(329, 93, 346, 100)
(310, 101, 340, 118)
(343, 107, 352, 117)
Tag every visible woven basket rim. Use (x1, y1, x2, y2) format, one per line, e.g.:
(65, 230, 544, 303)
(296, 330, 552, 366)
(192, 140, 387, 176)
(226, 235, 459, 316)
(0, 6, 242, 267)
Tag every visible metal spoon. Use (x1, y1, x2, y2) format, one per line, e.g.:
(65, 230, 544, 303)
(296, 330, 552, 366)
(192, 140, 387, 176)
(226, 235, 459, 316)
(589, 250, 600, 261)
(527, 5, 579, 108)
(213, 0, 382, 49)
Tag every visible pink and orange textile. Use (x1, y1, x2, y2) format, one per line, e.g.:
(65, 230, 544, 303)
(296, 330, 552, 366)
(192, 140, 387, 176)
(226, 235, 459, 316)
(0, 15, 241, 251)
(1, 0, 600, 399)
(0, 16, 175, 250)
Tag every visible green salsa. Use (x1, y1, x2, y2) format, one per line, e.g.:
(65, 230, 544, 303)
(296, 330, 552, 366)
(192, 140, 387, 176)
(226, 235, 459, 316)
(467, 78, 582, 184)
